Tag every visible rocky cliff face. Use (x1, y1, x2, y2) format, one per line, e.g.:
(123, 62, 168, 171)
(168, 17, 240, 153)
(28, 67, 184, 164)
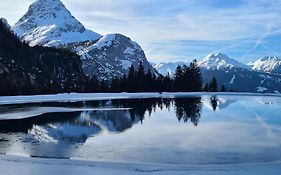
(0, 19, 86, 95)
(13, 0, 155, 80)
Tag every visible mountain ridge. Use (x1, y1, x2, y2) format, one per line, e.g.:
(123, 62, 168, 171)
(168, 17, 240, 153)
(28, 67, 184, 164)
(152, 53, 281, 93)
(248, 56, 281, 75)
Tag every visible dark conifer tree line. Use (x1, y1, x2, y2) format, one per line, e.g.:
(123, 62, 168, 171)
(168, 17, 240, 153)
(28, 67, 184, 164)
(203, 76, 228, 92)
(92, 60, 204, 93)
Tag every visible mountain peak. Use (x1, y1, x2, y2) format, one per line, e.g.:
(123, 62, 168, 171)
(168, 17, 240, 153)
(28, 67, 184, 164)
(12, 0, 101, 47)
(248, 56, 281, 74)
(205, 53, 229, 60)
(199, 53, 246, 70)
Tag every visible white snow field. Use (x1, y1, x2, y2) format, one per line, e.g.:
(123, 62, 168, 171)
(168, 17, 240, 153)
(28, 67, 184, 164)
(0, 155, 281, 175)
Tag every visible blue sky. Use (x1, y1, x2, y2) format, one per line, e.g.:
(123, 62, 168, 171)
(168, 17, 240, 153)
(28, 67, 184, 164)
(1, 0, 281, 63)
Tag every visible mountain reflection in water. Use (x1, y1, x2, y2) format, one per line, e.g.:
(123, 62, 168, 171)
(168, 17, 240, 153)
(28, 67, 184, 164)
(0, 97, 217, 159)
(0, 97, 206, 132)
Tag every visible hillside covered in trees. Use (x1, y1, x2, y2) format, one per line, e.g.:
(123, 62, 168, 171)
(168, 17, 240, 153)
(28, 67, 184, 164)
(0, 19, 86, 95)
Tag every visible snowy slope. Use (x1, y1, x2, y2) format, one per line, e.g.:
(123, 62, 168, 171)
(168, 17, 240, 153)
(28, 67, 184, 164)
(12, 0, 154, 80)
(198, 53, 248, 70)
(79, 34, 154, 79)
(248, 56, 281, 74)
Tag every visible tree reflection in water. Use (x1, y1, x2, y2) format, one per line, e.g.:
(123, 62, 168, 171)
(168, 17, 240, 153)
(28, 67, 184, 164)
(174, 97, 202, 126)
(0, 97, 204, 134)
(112, 98, 173, 123)
(210, 96, 218, 112)
(112, 97, 203, 126)
(0, 97, 204, 146)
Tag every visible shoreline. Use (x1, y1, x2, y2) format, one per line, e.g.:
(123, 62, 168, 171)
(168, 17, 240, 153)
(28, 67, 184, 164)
(0, 92, 280, 106)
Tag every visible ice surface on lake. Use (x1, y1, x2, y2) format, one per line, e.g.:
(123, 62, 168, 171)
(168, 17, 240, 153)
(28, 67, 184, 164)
(0, 93, 281, 174)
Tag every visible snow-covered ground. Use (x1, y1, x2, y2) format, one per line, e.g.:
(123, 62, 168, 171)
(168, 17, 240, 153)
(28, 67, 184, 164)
(0, 92, 280, 106)
(0, 155, 281, 175)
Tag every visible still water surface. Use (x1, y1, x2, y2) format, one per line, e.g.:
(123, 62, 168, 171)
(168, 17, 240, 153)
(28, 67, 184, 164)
(0, 95, 281, 165)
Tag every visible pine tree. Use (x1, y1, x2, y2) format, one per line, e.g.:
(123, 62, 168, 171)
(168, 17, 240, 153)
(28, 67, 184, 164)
(204, 83, 209, 92)
(163, 73, 172, 92)
(145, 70, 153, 91)
(189, 59, 203, 92)
(86, 75, 99, 92)
(174, 65, 183, 92)
(100, 80, 108, 92)
(136, 62, 146, 92)
(210, 77, 218, 92)
(127, 65, 135, 92)
(110, 77, 120, 92)
(220, 85, 226, 92)
(121, 74, 127, 92)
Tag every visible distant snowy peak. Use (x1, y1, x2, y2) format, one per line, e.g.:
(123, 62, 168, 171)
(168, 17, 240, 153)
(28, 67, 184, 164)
(153, 61, 187, 76)
(12, 0, 101, 47)
(198, 53, 247, 70)
(248, 56, 281, 74)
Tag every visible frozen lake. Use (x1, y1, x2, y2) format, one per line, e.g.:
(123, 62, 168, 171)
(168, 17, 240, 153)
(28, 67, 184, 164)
(0, 94, 281, 165)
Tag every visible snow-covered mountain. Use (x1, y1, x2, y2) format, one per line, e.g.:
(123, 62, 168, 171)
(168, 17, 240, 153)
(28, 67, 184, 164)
(248, 56, 281, 75)
(198, 53, 248, 70)
(12, 0, 101, 47)
(12, 0, 154, 80)
(153, 53, 248, 75)
(153, 53, 281, 93)
(152, 61, 187, 76)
